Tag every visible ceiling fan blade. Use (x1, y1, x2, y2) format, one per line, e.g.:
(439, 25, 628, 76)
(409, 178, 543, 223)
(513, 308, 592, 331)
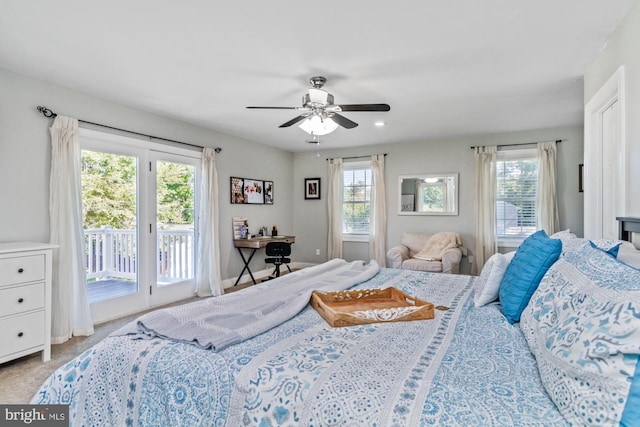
(246, 106, 298, 109)
(338, 103, 391, 112)
(279, 115, 308, 128)
(332, 113, 358, 129)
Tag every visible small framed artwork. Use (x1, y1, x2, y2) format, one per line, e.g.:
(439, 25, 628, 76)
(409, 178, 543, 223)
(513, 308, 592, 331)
(243, 179, 264, 204)
(305, 178, 321, 200)
(264, 181, 274, 204)
(230, 177, 244, 204)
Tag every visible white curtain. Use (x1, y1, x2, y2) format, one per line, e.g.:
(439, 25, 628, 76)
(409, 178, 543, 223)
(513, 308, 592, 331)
(473, 145, 498, 274)
(369, 154, 387, 266)
(49, 116, 94, 343)
(195, 148, 224, 297)
(327, 158, 343, 259)
(536, 141, 559, 235)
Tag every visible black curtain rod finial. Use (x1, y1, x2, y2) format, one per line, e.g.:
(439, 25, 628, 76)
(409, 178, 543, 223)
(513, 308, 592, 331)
(214, 147, 222, 153)
(37, 106, 57, 118)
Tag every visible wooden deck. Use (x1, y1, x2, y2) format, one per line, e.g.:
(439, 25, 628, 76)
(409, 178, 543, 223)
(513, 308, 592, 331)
(86, 279, 137, 303)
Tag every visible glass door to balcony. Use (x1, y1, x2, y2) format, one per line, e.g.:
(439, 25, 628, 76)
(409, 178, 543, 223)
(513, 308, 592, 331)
(81, 131, 201, 323)
(149, 152, 198, 306)
(81, 147, 145, 322)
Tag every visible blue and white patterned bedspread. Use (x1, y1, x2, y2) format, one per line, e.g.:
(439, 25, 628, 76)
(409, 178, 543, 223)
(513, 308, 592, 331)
(33, 269, 568, 426)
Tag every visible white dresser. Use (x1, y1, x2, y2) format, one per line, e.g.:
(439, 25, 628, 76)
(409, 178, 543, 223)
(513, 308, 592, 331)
(0, 242, 57, 364)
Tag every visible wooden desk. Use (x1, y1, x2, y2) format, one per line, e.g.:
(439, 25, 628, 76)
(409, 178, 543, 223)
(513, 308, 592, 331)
(233, 236, 295, 285)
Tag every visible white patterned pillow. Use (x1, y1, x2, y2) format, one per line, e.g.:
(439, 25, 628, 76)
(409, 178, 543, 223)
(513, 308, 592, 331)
(549, 229, 585, 254)
(521, 243, 640, 425)
(474, 253, 509, 307)
(549, 229, 576, 239)
(590, 238, 622, 257)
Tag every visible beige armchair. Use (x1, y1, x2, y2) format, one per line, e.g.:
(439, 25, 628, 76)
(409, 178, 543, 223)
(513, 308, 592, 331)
(386, 232, 465, 274)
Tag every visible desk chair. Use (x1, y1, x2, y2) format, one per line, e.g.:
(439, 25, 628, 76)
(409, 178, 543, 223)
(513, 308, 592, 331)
(265, 241, 292, 278)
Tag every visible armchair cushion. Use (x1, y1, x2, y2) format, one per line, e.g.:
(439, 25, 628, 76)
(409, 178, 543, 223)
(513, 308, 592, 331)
(402, 258, 444, 273)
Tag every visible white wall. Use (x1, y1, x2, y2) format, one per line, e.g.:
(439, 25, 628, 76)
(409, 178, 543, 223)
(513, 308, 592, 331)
(0, 67, 586, 280)
(293, 127, 584, 275)
(0, 68, 294, 281)
(584, 0, 640, 217)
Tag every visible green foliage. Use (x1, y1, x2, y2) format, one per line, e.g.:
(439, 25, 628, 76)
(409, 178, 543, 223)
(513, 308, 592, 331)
(156, 161, 195, 227)
(81, 151, 195, 230)
(421, 186, 444, 212)
(82, 151, 137, 230)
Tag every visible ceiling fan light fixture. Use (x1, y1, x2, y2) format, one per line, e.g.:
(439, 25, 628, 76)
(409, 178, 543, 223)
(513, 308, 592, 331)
(298, 115, 339, 136)
(305, 88, 332, 106)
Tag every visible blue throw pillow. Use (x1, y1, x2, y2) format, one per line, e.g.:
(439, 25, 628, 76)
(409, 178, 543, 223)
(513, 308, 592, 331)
(498, 230, 561, 324)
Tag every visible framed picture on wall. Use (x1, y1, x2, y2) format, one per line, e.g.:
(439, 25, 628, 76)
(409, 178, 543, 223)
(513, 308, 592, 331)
(264, 181, 274, 204)
(243, 179, 264, 204)
(230, 177, 245, 204)
(305, 178, 321, 200)
(231, 177, 270, 204)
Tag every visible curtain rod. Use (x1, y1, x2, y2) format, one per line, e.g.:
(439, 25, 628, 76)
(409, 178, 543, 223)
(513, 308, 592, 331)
(326, 153, 387, 161)
(470, 139, 563, 150)
(36, 106, 221, 153)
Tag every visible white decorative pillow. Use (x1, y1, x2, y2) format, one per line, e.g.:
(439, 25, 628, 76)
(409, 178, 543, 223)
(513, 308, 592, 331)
(549, 229, 585, 254)
(474, 253, 509, 307)
(503, 250, 516, 263)
(521, 243, 640, 425)
(549, 229, 575, 239)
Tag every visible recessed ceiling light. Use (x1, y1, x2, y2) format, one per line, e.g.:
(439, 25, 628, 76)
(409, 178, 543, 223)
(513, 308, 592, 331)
(374, 121, 386, 127)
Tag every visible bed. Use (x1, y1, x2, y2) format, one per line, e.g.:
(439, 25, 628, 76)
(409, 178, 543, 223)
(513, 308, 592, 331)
(32, 233, 640, 426)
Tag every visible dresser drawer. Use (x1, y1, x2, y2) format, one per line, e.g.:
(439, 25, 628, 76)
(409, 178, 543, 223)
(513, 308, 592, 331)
(0, 255, 45, 286)
(0, 282, 45, 317)
(0, 311, 45, 356)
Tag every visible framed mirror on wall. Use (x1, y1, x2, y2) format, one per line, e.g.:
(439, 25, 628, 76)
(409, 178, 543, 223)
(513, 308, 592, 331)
(398, 173, 458, 215)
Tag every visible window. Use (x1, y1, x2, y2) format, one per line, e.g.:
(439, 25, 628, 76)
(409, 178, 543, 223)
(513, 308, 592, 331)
(342, 161, 372, 237)
(496, 148, 538, 243)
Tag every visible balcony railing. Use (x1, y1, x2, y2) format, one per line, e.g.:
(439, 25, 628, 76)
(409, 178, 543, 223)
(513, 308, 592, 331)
(84, 227, 194, 284)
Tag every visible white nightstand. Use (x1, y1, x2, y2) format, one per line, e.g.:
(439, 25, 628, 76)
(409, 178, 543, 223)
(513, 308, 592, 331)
(0, 242, 57, 364)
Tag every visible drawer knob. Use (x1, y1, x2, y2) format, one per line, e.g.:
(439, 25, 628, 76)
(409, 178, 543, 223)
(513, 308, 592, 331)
(18, 298, 24, 303)
(17, 332, 24, 338)
(18, 268, 24, 273)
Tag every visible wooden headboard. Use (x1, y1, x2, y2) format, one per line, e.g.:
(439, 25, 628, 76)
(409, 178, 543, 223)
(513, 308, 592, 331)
(616, 217, 640, 242)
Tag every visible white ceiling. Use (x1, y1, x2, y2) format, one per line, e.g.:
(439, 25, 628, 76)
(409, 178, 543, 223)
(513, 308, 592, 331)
(1, 1, 635, 152)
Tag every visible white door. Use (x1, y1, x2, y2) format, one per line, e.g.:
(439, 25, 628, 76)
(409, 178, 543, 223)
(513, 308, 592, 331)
(601, 101, 620, 240)
(584, 66, 625, 240)
(147, 151, 199, 307)
(81, 131, 201, 323)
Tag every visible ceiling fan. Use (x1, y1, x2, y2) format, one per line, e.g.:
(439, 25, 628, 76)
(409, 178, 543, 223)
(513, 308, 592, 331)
(246, 76, 390, 135)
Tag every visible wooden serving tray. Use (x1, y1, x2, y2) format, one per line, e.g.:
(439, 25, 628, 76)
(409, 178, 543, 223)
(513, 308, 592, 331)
(310, 287, 434, 327)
